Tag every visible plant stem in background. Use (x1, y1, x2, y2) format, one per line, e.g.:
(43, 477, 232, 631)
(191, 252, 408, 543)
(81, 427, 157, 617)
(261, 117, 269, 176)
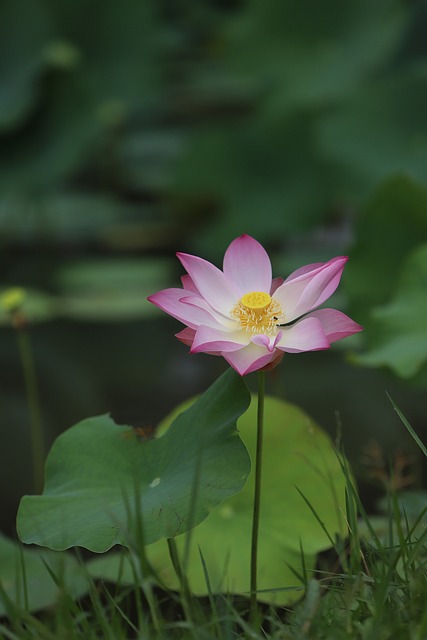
(167, 537, 195, 626)
(15, 327, 45, 494)
(250, 370, 265, 622)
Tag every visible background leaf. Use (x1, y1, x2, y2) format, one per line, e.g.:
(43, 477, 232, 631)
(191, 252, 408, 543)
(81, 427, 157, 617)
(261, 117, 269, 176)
(354, 244, 427, 377)
(0, 533, 87, 617)
(318, 67, 427, 190)
(57, 258, 174, 321)
(142, 394, 347, 605)
(346, 176, 427, 323)
(225, 0, 405, 110)
(0, 288, 57, 325)
(17, 369, 251, 551)
(0, 0, 53, 131)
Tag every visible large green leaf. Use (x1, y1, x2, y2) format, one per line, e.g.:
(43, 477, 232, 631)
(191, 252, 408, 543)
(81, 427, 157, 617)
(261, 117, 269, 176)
(0, 287, 57, 325)
(171, 114, 346, 255)
(318, 66, 427, 189)
(17, 369, 251, 552)
(0, 191, 176, 252)
(0, 533, 87, 617)
(0, 257, 173, 323)
(0, 0, 53, 131)
(139, 395, 346, 605)
(225, 0, 405, 110)
(48, 0, 160, 106)
(57, 257, 174, 321)
(0, 74, 100, 192)
(354, 244, 427, 378)
(88, 543, 311, 606)
(345, 176, 427, 324)
(0, 0, 163, 192)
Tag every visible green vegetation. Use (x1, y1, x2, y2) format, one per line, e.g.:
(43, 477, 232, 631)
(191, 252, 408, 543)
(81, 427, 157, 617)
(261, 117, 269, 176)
(2, 405, 427, 639)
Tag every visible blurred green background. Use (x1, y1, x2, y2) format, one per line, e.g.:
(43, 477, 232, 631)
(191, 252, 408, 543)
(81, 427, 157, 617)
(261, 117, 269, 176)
(1, 0, 427, 534)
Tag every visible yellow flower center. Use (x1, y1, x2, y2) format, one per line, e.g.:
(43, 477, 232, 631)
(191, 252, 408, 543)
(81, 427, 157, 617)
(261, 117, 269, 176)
(240, 291, 271, 310)
(231, 291, 284, 335)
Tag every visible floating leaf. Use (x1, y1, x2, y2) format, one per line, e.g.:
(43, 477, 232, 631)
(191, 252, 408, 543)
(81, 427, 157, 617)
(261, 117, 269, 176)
(345, 176, 427, 324)
(172, 114, 343, 255)
(0, 257, 173, 323)
(0, 287, 57, 325)
(57, 258, 174, 321)
(17, 369, 251, 552)
(53, 0, 160, 106)
(141, 394, 348, 605)
(377, 490, 427, 523)
(0, 0, 163, 192)
(0, 533, 87, 617)
(319, 66, 427, 190)
(0, 0, 53, 131)
(355, 244, 427, 378)
(358, 491, 427, 564)
(0, 73, 100, 193)
(225, 0, 405, 110)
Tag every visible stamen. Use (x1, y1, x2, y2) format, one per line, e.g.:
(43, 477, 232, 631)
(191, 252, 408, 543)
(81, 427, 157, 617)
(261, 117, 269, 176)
(231, 291, 284, 335)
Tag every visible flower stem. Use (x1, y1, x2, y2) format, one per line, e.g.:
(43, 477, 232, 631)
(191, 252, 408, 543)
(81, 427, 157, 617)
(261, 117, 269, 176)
(167, 537, 194, 625)
(15, 328, 45, 494)
(250, 370, 265, 623)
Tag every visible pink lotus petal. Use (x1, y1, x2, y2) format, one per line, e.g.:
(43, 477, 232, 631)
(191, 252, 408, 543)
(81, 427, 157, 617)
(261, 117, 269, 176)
(181, 274, 200, 294)
(180, 295, 235, 329)
(223, 235, 272, 296)
(274, 256, 348, 322)
(284, 262, 324, 283)
(177, 253, 238, 315)
(305, 308, 363, 342)
(251, 331, 283, 353)
(259, 350, 284, 372)
(176, 327, 196, 347)
(270, 277, 284, 294)
(222, 343, 281, 376)
(148, 289, 224, 330)
(191, 325, 250, 354)
(276, 316, 330, 353)
(177, 327, 223, 355)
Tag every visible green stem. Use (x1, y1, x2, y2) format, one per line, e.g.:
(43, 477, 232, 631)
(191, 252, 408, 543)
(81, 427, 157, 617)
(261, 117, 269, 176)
(167, 538, 195, 628)
(127, 485, 162, 634)
(15, 328, 45, 494)
(182, 430, 205, 575)
(250, 370, 265, 623)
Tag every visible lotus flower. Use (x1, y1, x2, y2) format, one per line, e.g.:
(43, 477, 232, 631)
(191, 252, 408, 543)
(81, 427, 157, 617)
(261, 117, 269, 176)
(148, 235, 362, 375)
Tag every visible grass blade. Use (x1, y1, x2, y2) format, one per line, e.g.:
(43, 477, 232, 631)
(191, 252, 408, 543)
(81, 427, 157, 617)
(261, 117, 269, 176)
(387, 393, 427, 458)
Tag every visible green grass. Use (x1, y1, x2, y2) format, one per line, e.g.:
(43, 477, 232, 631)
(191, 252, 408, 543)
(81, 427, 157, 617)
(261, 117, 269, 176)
(2, 493, 427, 639)
(1, 534, 426, 640)
(2, 405, 427, 640)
